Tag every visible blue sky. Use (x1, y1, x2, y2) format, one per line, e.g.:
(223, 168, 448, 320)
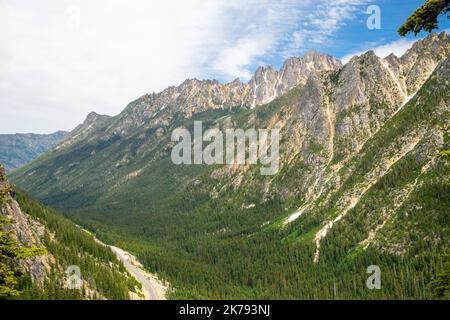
(0, 0, 449, 133)
(321, 0, 450, 62)
(235, 0, 450, 70)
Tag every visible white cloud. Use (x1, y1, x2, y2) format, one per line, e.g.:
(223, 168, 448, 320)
(341, 38, 417, 64)
(0, 0, 371, 133)
(212, 35, 276, 80)
(281, 0, 371, 57)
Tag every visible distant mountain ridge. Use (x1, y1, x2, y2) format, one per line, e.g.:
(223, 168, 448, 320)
(0, 131, 68, 172)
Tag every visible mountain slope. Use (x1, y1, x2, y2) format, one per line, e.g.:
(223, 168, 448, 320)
(1, 166, 147, 299)
(10, 32, 450, 299)
(0, 131, 68, 172)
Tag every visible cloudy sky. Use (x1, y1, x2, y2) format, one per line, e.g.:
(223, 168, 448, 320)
(1, 0, 449, 133)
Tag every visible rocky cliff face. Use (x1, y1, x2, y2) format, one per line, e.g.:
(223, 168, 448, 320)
(62, 35, 446, 157)
(64, 51, 341, 146)
(386, 32, 450, 95)
(251, 51, 341, 106)
(0, 166, 144, 299)
(0, 170, 53, 285)
(273, 32, 450, 203)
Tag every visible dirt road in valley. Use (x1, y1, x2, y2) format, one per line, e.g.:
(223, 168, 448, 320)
(109, 245, 167, 300)
(80, 226, 168, 300)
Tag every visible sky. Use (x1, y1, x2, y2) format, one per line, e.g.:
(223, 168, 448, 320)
(0, 0, 449, 134)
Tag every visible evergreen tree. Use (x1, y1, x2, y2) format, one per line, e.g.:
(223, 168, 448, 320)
(398, 0, 450, 36)
(429, 253, 450, 299)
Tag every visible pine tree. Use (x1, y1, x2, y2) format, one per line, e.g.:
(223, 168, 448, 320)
(398, 0, 450, 36)
(429, 253, 450, 299)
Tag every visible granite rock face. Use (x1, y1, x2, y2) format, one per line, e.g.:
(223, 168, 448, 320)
(248, 52, 341, 107)
(267, 32, 450, 202)
(0, 173, 53, 284)
(64, 52, 342, 145)
(65, 34, 448, 153)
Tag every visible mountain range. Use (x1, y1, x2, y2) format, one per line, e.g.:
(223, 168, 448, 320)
(7, 32, 450, 299)
(0, 131, 68, 172)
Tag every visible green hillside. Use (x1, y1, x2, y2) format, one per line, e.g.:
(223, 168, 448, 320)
(13, 191, 140, 299)
(1, 166, 141, 299)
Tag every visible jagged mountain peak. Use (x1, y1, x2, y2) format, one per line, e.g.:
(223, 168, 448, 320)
(57, 33, 448, 154)
(73, 111, 112, 135)
(346, 49, 380, 66)
(303, 50, 342, 67)
(249, 51, 341, 106)
(55, 111, 112, 149)
(84, 111, 111, 124)
(228, 77, 243, 85)
(409, 31, 448, 52)
(93, 51, 343, 139)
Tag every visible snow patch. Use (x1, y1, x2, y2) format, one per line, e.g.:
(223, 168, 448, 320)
(284, 204, 310, 225)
